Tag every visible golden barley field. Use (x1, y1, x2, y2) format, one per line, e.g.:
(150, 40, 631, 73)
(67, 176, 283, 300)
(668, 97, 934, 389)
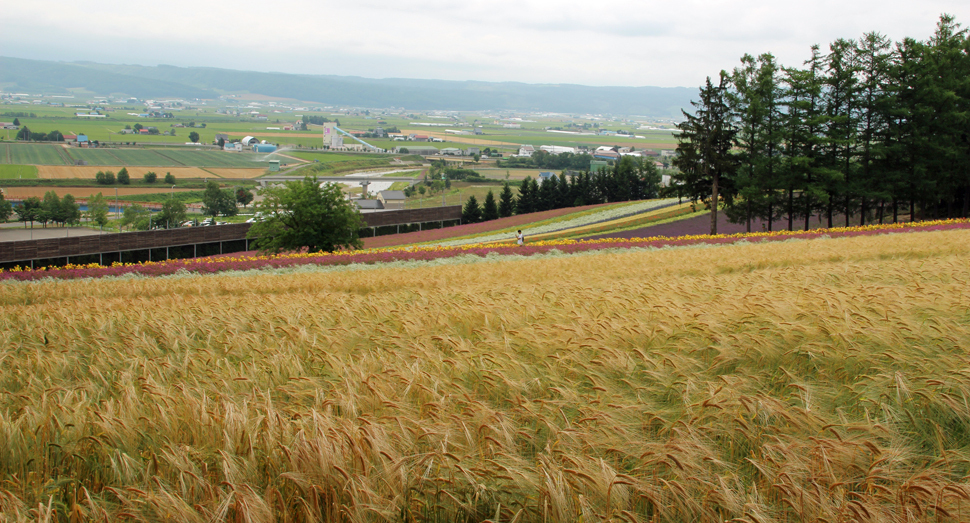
(2, 230, 970, 522)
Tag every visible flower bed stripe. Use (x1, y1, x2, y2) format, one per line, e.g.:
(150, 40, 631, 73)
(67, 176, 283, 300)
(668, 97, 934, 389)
(2, 219, 968, 282)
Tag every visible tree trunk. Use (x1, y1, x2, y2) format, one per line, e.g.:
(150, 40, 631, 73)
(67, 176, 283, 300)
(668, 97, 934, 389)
(878, 199, 884, 224)
(805, 193, 811, 232)
(711, 173, 719, 235)
(827, 194, 833, 228)
(787, 188, 794, 231)
(768, 200, 773, 231)
(892, 198, 898, 223)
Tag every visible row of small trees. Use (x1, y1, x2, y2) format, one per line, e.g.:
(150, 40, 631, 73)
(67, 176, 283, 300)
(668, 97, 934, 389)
(94, 168, 178, 185)
(675, 14, 970, 234)
(462, 156, 663, 223)
(13, 192, 85, 228)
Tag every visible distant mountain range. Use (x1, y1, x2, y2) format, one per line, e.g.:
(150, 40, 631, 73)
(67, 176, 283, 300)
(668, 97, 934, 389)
(0, 56, 694, 118)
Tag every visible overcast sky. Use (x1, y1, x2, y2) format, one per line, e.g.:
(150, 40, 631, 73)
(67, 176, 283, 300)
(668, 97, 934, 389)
(2, 0, 968, 88)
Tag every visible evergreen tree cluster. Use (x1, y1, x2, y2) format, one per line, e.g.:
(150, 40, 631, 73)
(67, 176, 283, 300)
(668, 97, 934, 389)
(675, 15, 970, 232)
(461, 156, 662, 223)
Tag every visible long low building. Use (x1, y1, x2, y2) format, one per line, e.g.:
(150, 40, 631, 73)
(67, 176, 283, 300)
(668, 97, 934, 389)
(539, 145, 577, 155)
(394, 145, 439, 155)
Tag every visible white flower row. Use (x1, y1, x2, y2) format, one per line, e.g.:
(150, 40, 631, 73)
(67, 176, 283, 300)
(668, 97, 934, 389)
(432, 198, 681, 247)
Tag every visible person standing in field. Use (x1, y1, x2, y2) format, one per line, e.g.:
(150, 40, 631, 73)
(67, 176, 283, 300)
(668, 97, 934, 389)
(516, 230, 524, 246)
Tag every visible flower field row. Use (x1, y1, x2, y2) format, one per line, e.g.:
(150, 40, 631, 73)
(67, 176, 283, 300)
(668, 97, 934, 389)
(362, 200, 643, 249)
(482, 203, 697, 244)
(2, 218, 968, 282)
(432, 198, 681, 246)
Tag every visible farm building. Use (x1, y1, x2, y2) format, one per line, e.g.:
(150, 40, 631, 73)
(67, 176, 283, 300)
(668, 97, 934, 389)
(268, 160, 280, 172)
(354, 199, 385, 212)
(467, 147, 480, 156)
(518, 145, 535, 157)
(253, 144, 277, 153)
(593, 150, 619, 160)
(76, 135, 89, 146)
(240, 136, 258, 146)
(63, 134, 77, 143)
(224, 143, 243, 152)
(378, 190, 406, 210)
(440, 148, 462, 156)
(394, 145, 438, 155)
(0, 122, 19, 130)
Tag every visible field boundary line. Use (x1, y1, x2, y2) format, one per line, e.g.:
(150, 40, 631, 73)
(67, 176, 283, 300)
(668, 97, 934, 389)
(155, 150, 187, 166)
(57, 145, 74, 165)
(105, 150, 126, 166)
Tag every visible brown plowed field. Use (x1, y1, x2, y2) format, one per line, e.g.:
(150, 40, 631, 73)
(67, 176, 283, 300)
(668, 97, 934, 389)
(4, 187, 198, 199)
(205, 168, 267, 179)
(38, 166, 208, 180)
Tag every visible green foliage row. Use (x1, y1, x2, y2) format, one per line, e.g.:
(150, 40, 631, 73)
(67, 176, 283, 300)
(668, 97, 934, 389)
(460, 157, 663, 224)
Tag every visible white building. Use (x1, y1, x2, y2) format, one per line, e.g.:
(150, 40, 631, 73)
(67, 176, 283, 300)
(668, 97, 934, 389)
(518, 145, 535, 157)
(323, 122, 341, 147)
(539, 145, 576, 155)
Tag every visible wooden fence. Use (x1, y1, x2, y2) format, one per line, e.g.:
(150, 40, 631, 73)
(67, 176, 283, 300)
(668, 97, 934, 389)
(0, 206, 462, 266)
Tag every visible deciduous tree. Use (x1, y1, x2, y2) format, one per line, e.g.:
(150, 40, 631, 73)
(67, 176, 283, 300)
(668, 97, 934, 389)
(248, 177, 364, 254)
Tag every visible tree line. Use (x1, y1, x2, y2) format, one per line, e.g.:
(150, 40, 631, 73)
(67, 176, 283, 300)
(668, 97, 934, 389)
(16, 127, 65, 142)
(674, 14, 970, 234)
(461, 156, 662, 222)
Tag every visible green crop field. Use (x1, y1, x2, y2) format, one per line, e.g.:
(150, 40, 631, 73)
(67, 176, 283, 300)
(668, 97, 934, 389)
(1, 143, 71, 165)
(106, 149, 180, 166)
(0, 144, 275, 169)
(65, 148, 126, 165)
(0, 164, 38, 179)
(156, 150, 271, 168)
(287, 151, 393, 163)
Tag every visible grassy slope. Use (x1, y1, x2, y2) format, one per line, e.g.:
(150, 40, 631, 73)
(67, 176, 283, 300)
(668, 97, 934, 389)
(2, 230, 968, 521)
